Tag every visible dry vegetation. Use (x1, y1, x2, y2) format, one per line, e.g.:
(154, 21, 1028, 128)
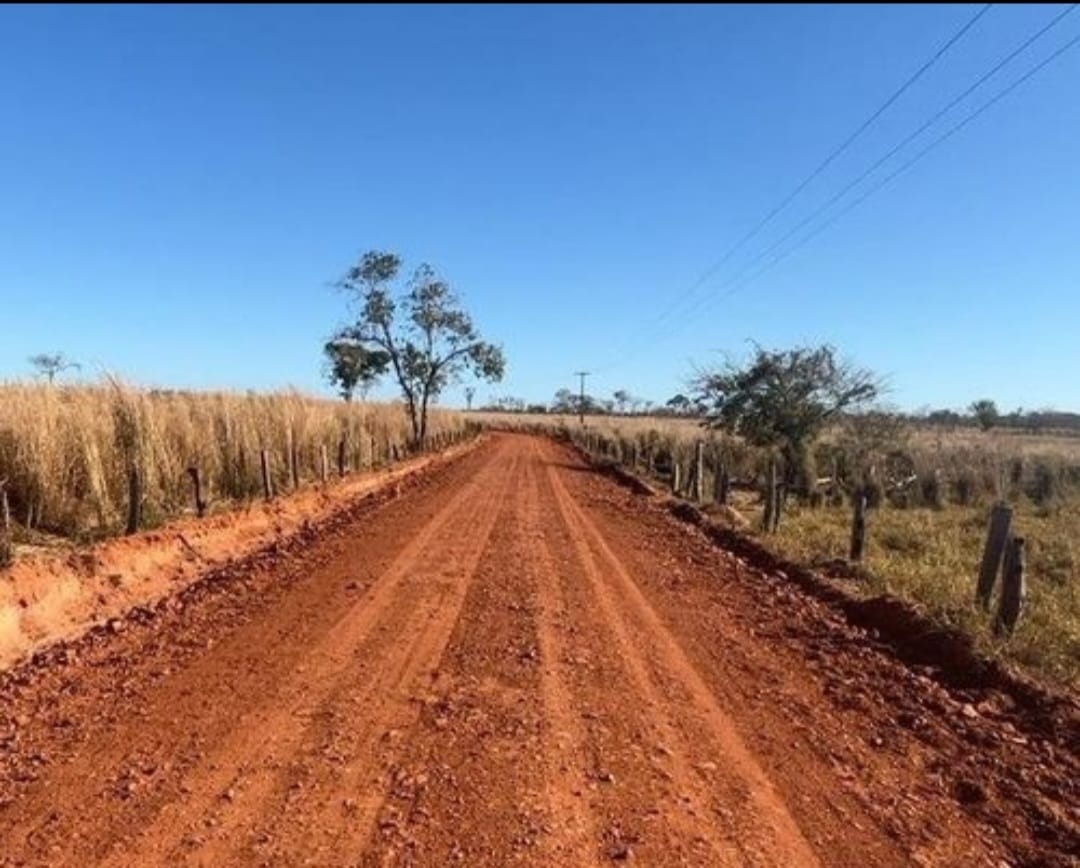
(478, 412, 1079, 688)
(0, 380, 465, 545)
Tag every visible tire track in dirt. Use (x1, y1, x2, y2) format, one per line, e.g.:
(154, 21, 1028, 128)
(353, 445, 557, 866)
(519, 441, 602, 866)
(545, 437, 1040, 866)
(107, 444, 521, 867)
(530, 447, 752, 864)
(543, 449, 819, 866)
(0, 443, 498, 867)
(240, 448, 522, 867)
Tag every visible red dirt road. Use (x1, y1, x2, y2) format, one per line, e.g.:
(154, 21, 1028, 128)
(0, 434, 1076, 866)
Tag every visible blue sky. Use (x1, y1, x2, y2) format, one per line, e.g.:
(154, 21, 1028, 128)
(2, 4, 1078, 412)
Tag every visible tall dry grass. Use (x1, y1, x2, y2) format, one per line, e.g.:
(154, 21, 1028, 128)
(0, 379, 464, 541)
(480, 412, 1079, 688)
(476, 412, 1080, 508)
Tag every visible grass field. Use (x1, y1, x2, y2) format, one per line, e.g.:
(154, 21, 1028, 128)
(751, 494, 1079, 687)
(475, 411, 1080, 460)
(477, 411, 1079, 688)
(0, 380, 464, 545)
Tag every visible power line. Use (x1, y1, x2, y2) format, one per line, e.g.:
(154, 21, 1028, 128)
(595, 3, 993, 371)
(658, 28, 1080, 343)
(690, 3, 1078, 313)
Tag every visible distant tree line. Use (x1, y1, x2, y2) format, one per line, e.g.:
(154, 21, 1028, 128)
(918, 402, 1080, 435)
(473, 386, 1079, 436)
(478, 388, 706, 418)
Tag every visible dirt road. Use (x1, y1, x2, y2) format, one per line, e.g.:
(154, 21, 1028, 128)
(0, 434, 1075, 866)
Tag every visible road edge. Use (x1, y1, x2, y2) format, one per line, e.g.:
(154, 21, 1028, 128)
(0, 435, 485, 675)
(562, 437, 1079, 747)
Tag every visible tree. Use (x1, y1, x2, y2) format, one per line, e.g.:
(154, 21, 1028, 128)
(832, 409, 911, 493)
(464, 386, 476, 411)
(493, 395, 525, 412)
(322, 339, 390, 402)
(927, 408, 962, 428)
(29, 352, 80, 384)
(334, 250, 505, 444)
(613, 389, 631, 414)
(969, 399, 999, 432)
(552, 388, 577, 414)
(665, 393, 693, 416)
(692, 344, 880, 492)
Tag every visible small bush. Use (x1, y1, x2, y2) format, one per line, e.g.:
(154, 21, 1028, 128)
(1009, 457, 1025, 490)
(1027, 460, 1060, 507)
(920, 473, 944, 510)
(954, 470, 979, 506)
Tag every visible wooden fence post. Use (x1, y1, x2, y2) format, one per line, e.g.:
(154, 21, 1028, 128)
(320, 445, 329, 483)
(0, 483, 12, 566)
(260, 450, 273, 500)
(693, 441, 705, 503)
(976, 502, 1013, 609)
(995, 536, 1026, 635)
(187, 466, 207, 517)
(126, 463, 142, 535)
(763, 458, 777, 532)
(715, 463, 729, 506)
(849, 489, 867, 561)
(288, 429, 300, 491)
(672, 460, 681, 496)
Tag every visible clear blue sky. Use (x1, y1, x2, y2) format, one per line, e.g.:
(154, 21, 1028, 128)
(2, 4, 1078, 412)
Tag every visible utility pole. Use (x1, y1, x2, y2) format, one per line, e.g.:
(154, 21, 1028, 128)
(573, 371, 590, 426)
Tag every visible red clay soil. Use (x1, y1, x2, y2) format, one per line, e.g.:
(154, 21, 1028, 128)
(0, 442, 476, 670)
(0, 433, 1075, 867)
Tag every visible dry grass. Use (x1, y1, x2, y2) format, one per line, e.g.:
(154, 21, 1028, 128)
(909, 427, 1080, 460)
(753, 496, 1079, 688)
(0, 380, 464, 542)
(480, 412, 1079, 689)
(476, 411, 1080, 460)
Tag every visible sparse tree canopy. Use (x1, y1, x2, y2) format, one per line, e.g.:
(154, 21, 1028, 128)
(969, 399, 999, 432)
(665, 393, 693, 415)
(322, 339, 390, 402)
(693, 344, 880, 486)
(613, 390, 631, 414)
(333, 250, 505, 444)
(29, 352, 80, 384)
(552, 388, 576, 414)
(833, 409, 911, 488)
